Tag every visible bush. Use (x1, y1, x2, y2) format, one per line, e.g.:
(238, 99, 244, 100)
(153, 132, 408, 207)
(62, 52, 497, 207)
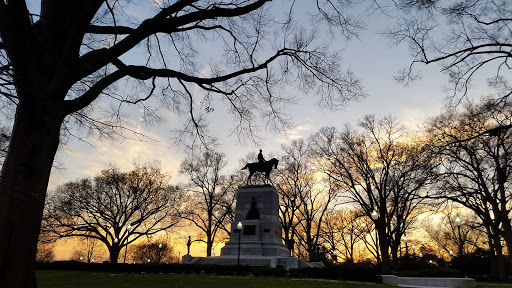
(289, 262, 378, 282)
(252, 267, 288, 277)
(35, 260, 378, 282)
(35, 261, 254, 276)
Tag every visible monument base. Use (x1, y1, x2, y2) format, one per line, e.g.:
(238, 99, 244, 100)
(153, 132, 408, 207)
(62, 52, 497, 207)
(220, 185, 289, 257)
(182, 185, 322, 270)
(181, 255, 317, 270)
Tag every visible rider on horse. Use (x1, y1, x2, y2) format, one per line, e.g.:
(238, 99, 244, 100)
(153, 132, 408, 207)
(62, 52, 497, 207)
(258, 149, 265, 164)
(241, 150, 278, 185)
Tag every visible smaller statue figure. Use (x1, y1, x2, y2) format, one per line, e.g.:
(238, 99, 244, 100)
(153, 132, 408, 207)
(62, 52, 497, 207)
(245, 197, 260, 220)
(186, 236, 192, 255)
(258, 149, 265, 163)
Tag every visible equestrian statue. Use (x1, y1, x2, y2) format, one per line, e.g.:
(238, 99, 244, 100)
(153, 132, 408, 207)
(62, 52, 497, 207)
(241, 149, 279, 185)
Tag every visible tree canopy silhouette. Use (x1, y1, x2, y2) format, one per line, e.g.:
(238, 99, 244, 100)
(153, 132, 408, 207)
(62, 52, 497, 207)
(387, 0, 512, 105)
(309, 115, 436, 272)
(179, 150, 238, 257)
(0, 1, 366, 286)
(44, 162, 182, 264)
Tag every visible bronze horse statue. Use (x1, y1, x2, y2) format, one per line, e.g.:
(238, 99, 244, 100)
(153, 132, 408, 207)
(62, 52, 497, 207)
(241, 158, 279, 185)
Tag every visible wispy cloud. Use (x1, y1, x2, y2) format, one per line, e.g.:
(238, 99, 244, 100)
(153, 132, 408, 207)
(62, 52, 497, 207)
(49, 130, 183, 189)
(275, 124, 314, 144)
(400, 106, 441, 132)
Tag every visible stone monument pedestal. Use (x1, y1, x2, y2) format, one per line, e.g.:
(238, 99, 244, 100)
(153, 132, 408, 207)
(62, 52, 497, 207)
(182, 185, 313, 269)
(220, 185, 290, 257)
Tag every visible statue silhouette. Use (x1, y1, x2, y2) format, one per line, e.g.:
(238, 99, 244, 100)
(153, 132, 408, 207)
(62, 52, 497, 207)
(241, 157, 279, 185)
(186, 236, 192, 255)
(258, 149, 265, 163)
(245, 197, 260, 220)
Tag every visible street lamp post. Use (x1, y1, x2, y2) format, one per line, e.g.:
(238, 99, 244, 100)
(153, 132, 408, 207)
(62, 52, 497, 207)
(370, 210, 379, 256)
(113, 237, 119, 263)
(455, 216, 463, 257)
(178, 249, 181, 264)
(124, 224, 131, 263)
(158, 243, 162, 264)
(404, 236, 408, 255)
(237, 221, 243, 265)
(371, 210, 378, 246)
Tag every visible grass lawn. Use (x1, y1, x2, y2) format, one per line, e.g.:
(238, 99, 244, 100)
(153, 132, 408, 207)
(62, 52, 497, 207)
(37, 270, 512, 288)
(478, 284, 512, 288)
(36, 270, 389, 288)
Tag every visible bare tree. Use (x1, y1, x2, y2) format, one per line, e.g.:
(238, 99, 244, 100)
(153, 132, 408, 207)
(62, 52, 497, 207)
(130, 240, 177, 264)
(179, 150, 238, 256)
(309, 115, 436, 272)
(423, 212, 486, 259)
(71, 236, 103, 263)
(387, 0, 512, 106)
(425, 99, 512, 275)
(358, 214, 380, 263)
(274, 139, 308, 257)
(321, 209, 366, 263)
(44, 162, 182, 263)
(35, 244, 54, 263)
(0, 1, 367, 285)
(274, 139, 336, 262)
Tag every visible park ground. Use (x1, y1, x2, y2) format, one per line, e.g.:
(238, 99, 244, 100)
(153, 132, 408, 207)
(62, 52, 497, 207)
(36, 270, 512, 288)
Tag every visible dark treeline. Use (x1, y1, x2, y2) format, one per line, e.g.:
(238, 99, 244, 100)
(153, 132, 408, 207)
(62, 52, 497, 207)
(42, 99, 512, 277)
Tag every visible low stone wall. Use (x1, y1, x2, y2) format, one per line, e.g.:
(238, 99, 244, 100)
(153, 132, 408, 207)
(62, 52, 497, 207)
(381, 275, 476, 288)
(181, 255, 315, 270)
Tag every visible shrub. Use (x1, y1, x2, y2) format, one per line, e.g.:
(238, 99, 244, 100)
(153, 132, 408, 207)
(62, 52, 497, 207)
(289, 262, 378, 282)
(35, 260, 378, 282)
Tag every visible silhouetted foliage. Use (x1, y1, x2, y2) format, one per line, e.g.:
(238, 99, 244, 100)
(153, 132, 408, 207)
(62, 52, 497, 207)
(179, 150, 239, 256)
(70, 237, 104, 264)
(130, 241, 176, 264)
(425, 99, 512, 276)
(0, 1, 366, 286)
(274, 139, 337, 262)
(44, 162, 183, 264)
(309, 115, 437, 272)
(35, 245, 54, 263)
(388, 0, 512, 105)
(321, 209, 367, 263)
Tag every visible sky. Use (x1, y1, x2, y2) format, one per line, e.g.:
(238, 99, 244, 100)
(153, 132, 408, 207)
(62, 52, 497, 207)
(34, 1, 491, 259)
(46, 1, 459, 191)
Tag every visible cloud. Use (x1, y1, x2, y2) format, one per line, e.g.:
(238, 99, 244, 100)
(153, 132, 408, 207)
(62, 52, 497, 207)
(400, 106, 441, 132)
(275, 124, 314, 144)
(49, 130, 183, 189)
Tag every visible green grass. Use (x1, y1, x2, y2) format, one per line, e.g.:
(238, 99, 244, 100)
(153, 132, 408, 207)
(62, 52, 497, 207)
(36, 270, 388, 288)
(36, 270, 512, 288)
(477, 283, 512, 288)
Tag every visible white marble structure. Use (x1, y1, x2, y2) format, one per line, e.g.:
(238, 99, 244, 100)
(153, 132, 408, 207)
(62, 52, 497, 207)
(182, 185, 315, 269)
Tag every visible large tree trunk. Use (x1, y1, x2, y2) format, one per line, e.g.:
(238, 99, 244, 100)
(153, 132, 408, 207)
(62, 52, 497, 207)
(377, 226, 391, 274)
(206, 234, 213, 257)
(109, 246, 121, 263)
(499, 212, 512, 276)
(0, 101, 63, 288)
(390, 242, 399, 262)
